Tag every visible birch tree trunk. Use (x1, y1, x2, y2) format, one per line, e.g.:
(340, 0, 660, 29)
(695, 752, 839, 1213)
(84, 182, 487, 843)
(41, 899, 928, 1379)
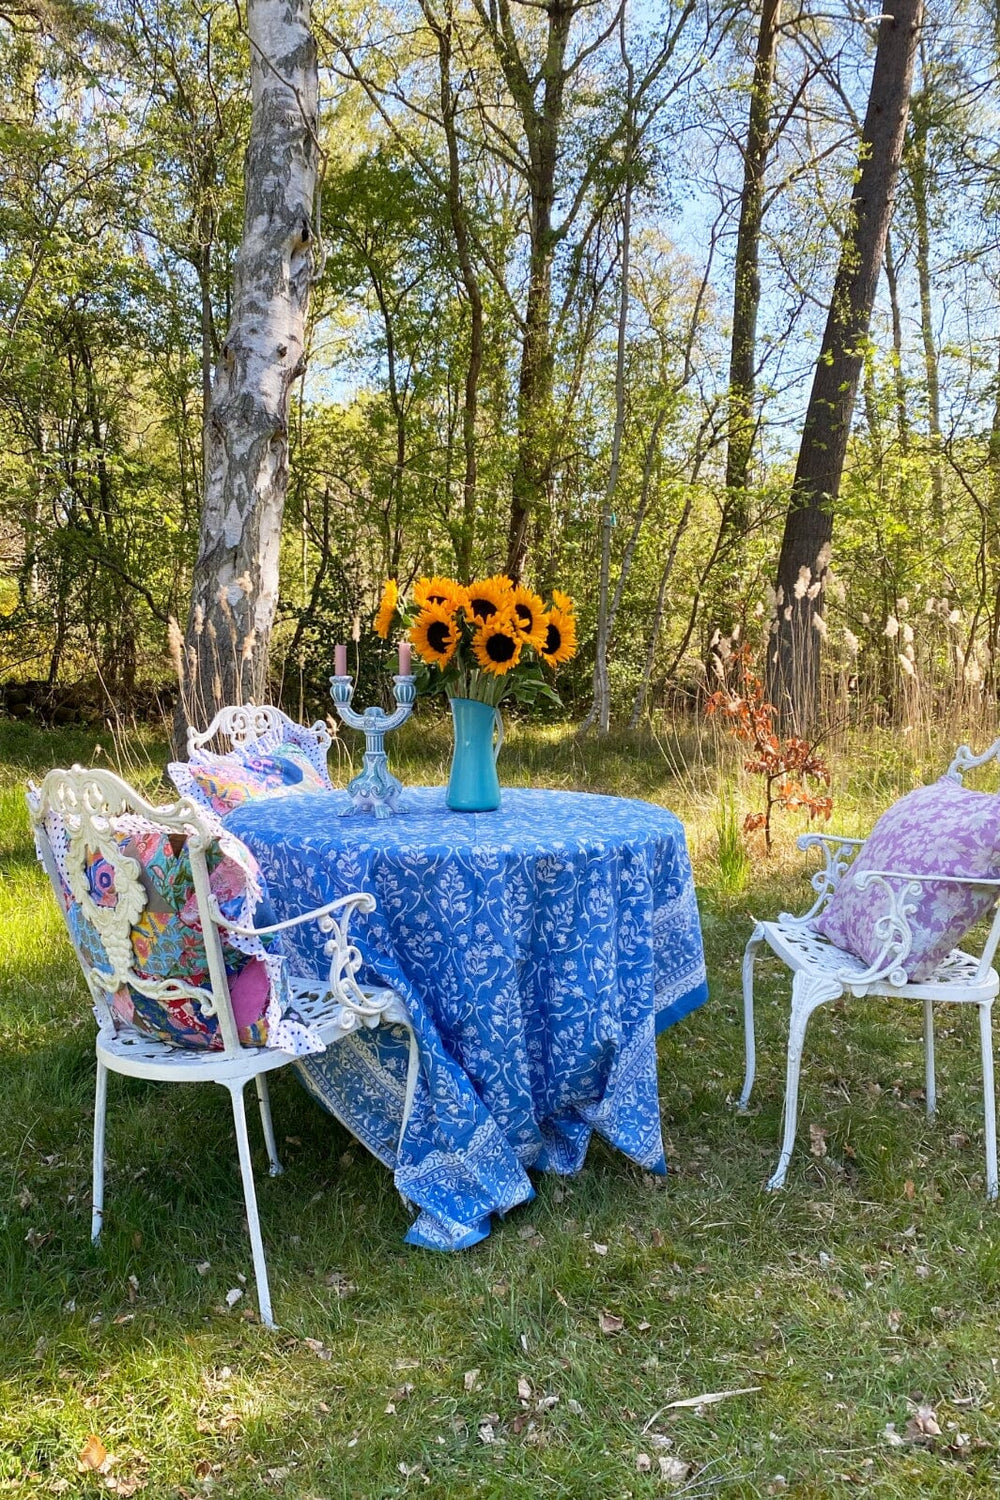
(175, 0, 319, 742)
(768, 0, 922, 732)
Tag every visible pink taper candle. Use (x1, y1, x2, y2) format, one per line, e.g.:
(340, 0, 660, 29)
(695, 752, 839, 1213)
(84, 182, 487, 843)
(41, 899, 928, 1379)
(399, 641, 412, 676)
(335, 643, 347, 676)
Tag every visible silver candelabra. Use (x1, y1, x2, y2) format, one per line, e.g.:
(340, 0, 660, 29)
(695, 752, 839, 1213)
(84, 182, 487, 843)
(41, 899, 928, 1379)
(329, 673, 416, 817)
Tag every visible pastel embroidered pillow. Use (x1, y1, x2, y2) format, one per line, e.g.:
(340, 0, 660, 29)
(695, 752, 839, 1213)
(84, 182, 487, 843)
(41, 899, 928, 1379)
(46, 817, 283, 1049)
(169, 752, 298, 815)
(272, 744, 327, 790)
(814, 777, 1000, 981)
(168, 745, 328, 815)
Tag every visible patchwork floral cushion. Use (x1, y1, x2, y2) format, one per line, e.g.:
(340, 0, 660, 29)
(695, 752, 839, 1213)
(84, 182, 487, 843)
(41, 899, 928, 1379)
(32, 803, 320, 1055)
(168, 743, 327, 816)
(814, 777, 1000, 980)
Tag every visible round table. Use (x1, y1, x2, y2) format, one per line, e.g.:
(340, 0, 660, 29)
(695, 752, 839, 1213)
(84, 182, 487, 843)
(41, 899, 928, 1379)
(226, 786, 708, 1250)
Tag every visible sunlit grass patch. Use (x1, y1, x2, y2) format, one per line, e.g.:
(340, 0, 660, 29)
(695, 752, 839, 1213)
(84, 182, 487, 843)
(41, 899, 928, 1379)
(3, 718, 1000, 1496)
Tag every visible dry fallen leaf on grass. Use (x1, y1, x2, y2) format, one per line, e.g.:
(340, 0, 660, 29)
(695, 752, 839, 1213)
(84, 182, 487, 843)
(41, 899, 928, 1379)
(517, 1376, 532, 1402)
(397, 1462, 428, 1484)
(903, 1405, 942, 1443)
(809, 1123, 827, 1157)
(464, 1368, 481, 1392)
(77, 1435, 111, 1473)
(659, 1456, 692, 1484)
(302, 1338, 332, 1361)
(224, 1287, 242, 1308)
(599, 1311, 624, 1334)
(635, 1453, 652, 1473)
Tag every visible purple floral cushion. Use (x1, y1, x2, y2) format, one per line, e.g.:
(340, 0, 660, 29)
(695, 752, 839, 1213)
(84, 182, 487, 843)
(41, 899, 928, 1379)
(814, 777, 1000, 981)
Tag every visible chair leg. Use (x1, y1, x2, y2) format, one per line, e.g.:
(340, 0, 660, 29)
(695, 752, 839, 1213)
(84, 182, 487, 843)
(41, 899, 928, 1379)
(767, 971, 841, 1192)
(255, 1075, 283, 1177)
(227, 1082, 275, 1330)
(923, 998, 936, 1116)
(92, 1060, 108, 1244)
(738, 924, 765, 1111)
(978, 1002, 998, 1201)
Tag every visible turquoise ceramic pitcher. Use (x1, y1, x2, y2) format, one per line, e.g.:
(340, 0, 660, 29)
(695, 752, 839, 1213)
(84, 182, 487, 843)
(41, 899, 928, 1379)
(446, 697, 503, 811)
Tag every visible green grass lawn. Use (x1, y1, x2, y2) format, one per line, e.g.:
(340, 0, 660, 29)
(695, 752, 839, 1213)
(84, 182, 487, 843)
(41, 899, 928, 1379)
(3, 717, 1000, 1497)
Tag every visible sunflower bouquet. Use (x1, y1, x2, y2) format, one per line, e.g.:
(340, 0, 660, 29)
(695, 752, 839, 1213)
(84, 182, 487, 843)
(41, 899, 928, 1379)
(374, 573, 578, 708)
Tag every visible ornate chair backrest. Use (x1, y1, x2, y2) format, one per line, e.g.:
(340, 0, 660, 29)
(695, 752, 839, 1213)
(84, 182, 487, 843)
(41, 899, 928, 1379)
(187, 704, 333, 786)
(28, 766, 244, 1055)
(947, 738, 1000, 783)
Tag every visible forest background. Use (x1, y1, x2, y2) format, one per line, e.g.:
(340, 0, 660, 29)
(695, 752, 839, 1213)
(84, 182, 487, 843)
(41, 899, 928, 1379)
(2, 0, 999, 742)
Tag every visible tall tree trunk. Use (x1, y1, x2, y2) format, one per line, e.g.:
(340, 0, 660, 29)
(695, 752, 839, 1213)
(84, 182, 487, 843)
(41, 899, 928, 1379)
(883, 229, 910, 455)
(908, 93, 944, 517)
(176, 0, 319, 744)
(491, 0, 574, 580)
(768, 0, 922, 732)
(987, 340, 1000, 689)
(583, 24, 634, 737)
(726, 0, 780, 503)
(422, 0, 483, 581)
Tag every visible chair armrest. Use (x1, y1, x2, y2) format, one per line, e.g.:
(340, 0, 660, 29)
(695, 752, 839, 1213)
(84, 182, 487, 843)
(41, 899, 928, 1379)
(794, 833, 867, 922)
(844, 870, 1000, 987)
(210, 890, 375, 939)
(211, 889, 393, 1020)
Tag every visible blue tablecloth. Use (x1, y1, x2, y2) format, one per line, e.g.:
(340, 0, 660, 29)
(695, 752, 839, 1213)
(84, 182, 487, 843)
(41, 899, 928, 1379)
(226, 787, 708, 1249)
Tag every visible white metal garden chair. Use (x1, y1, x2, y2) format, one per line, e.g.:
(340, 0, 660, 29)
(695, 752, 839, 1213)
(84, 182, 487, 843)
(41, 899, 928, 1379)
(29, 766, 418, 1329)
(740, 741, 1000, 1199)
(188, 703, 333, 787)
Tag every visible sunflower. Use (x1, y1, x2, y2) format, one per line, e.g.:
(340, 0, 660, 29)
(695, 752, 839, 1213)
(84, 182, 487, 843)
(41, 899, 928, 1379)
(374, 579, 399, 639)
(539, 605, 577, 668)
(409, 603, 460, 668)
(414, 575, 464, 612)
(510, 585, 547, 651)
(472, 612, 522, 676)
(550, 589, 575, 616)
(465, 574, 513, 623)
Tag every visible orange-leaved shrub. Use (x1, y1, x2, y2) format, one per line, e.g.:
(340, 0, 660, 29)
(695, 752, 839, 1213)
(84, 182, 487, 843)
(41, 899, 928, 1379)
(705, 644, 833, 852)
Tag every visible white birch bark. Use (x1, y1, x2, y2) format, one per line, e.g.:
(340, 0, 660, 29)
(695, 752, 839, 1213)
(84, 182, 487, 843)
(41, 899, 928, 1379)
(177, 0, 318, 738)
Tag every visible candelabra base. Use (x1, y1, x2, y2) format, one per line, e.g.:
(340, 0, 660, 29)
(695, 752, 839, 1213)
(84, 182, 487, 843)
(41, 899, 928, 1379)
(342, 753, 404, 819)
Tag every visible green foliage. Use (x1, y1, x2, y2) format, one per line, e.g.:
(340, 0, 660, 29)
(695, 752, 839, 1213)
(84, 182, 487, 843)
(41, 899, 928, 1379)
(2, 0, 1000, 742)
(713, 779, 751, 898)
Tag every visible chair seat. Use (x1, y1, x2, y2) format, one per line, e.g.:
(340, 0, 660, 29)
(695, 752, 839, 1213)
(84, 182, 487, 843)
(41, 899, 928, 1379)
(97, 978, 411, 1085)
(760, 916, 999, 1002)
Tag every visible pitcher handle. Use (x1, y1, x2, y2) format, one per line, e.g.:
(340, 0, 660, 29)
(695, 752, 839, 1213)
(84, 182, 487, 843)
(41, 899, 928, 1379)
(493, 709, 504, 763)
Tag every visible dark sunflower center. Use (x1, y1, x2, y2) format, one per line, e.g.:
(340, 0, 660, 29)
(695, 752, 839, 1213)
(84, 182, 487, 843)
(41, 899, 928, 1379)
(485, 631, 516, 663)
(427, 591, 447, 605)
(544, 622, 562, 654)
(427, 620, 452, 653)
(515, 603, 533, 629)
(470, 597, 496, 620)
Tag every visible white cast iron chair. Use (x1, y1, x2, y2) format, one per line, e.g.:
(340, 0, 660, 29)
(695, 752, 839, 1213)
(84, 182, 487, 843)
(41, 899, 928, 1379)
(740, 743, 1000, 1199)
(29, 766, 418, 1329)
(188, 703, 334, 787)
